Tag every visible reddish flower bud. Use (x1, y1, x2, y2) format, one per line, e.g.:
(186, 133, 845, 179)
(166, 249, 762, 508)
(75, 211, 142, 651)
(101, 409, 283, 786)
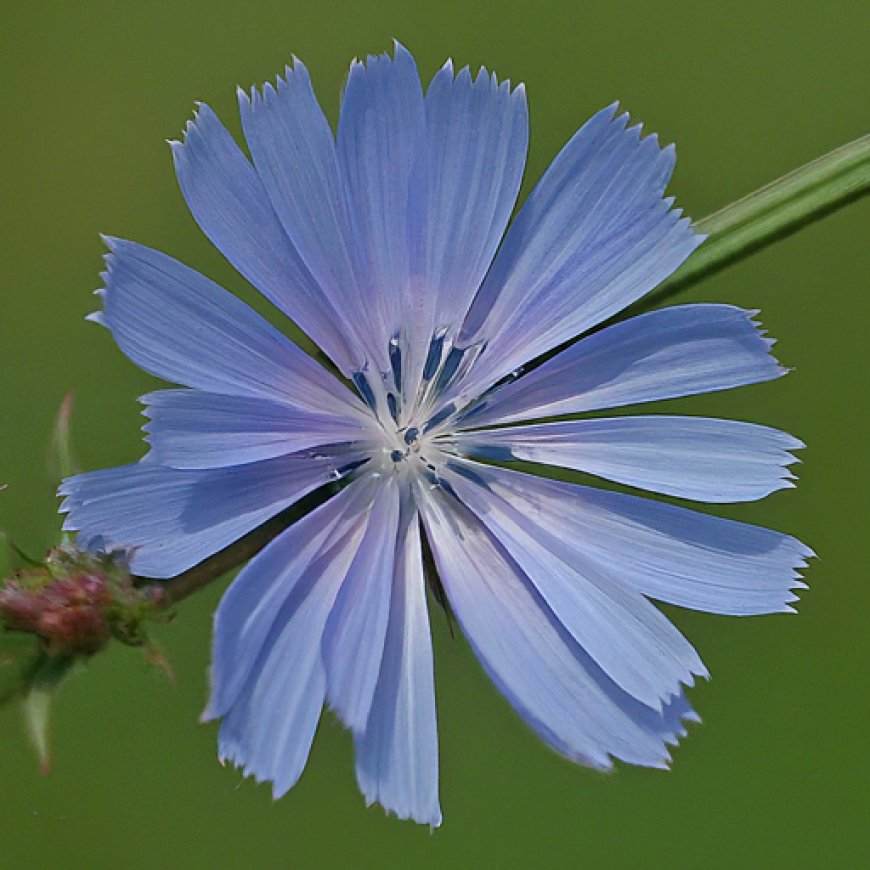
(0, 570, 113, 655)
(0, 584, 44, 634)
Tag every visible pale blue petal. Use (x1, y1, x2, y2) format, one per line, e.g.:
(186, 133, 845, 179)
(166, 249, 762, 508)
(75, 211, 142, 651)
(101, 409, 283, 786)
(602, 684, 698, 755)
(142, 390, 372, 470)
(337, 43, 427, 364)
(423, 61, 528, 338)
(323, 478, 401, 731)
(420, 489, 684, 769)
(205, 476, 376, 722)
(239, 61, 377, 358)
(459, 462, 812, 616)
(454, 416, 803, 503)
(445, 464, 706, 709)
(215, 478, 378, 797)
(171, 103, 358, 371)
(59, 451, 358, 578)
(463, 304, 785, 427)
(94, 238, 360, 410)
(355, 500, 441, 826)
(453, 105, 702, 401)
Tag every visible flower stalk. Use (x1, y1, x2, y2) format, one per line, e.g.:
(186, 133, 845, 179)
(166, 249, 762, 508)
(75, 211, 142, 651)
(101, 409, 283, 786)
(640, 133, 870, 310)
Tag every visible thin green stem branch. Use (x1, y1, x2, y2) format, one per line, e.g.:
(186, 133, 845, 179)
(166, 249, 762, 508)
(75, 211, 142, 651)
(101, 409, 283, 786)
(136, 485, 340, 606)
(638, 132, 870, 310)
(140, 134, 870, 603)
(140, 511, 294, 607)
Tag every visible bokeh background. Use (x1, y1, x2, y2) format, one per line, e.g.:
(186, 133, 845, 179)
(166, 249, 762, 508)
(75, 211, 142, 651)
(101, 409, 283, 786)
(1, 1, 867, 867)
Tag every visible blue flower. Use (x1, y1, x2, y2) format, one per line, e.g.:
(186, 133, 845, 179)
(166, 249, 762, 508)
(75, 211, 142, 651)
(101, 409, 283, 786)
(60, 44, 812, 827)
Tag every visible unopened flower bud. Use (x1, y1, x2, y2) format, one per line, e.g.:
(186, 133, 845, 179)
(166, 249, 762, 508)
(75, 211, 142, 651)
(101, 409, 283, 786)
(0, 569, 112, 655)
(0, 544, 167, 658)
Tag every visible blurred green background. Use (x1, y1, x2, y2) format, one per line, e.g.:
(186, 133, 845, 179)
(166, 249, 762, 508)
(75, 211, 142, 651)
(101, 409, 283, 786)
(1, 1, 867, 867)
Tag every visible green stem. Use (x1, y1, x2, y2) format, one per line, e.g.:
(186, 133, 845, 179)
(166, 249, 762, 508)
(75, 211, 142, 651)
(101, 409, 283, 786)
(136, 483, 341, 606)
(143, 510, 296, 607)
(140, 134, 870, 600)
(637, 133, 870, 310)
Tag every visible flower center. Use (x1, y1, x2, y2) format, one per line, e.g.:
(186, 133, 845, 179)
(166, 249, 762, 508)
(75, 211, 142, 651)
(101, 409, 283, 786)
(348, 331, 488, 486)
(353, 329, 484, 432)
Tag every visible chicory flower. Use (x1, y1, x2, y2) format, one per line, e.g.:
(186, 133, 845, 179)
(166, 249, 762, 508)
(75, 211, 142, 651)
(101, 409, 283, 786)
(60, 44, 812, 826)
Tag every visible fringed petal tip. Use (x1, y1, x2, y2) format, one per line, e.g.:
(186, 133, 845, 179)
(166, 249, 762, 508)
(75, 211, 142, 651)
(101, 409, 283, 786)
(564, 741, 674, 774)
(781, 573, 813, 613)
(215, 741, 270, 791)
(746, 309, 794, 369)
(431, 55, 526, 100)
(774, 548, 815, 613)
(170, 102, 223, 161)
(638, 690, 704, 757)
(662, 708, 702, 750)
(360, 790, 443, 830)
(347, 39, 413, 74)
(596, 101, 680, 157)
(87, 253, 112, 324)
(215, 728, 308, 802)
(278, 55, 311, 87)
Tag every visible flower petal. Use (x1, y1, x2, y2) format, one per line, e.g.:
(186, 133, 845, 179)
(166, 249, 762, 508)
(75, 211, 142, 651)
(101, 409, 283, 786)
(336, 43, 427, 367)
(171, 103, 358, 372)
(323, 478, 401, 731)
(205, 476, 376, 722)
(453, 416, 802, 503)
(462, 304, 785, 427)
(214, 477, 378, 797)
(93, 238, 359, 410)
(354, 500, 441, 827)
(454, 462, 812, 616)
(444, 462, 706, 709)
(239, 60, 377, 360)
(423, 61, 528, 340)
(629, 688, 699, 748)
(142, 390, 372, 470)
(453, 104, 702, 400)
(59, 450, 359, 578)
(419, 488, 689, 769)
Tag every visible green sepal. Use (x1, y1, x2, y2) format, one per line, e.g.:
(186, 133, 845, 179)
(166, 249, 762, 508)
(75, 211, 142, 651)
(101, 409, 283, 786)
(20, 652, 76, 775)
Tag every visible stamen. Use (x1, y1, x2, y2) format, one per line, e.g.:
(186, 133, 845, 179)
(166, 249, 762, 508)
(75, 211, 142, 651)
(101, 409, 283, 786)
(433, 346, 464, 393)
(388, 334, 402, 393)
(351, 370, 377, 411)
(445, 459, 489, 488)
(421, 467, 459, 499)
(423, 402, 456, 434)
(387, 392, 400, 424)
(454, 399, 487, 425)
(422, 327, 448, 382)
(337, 457, 370, 476)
